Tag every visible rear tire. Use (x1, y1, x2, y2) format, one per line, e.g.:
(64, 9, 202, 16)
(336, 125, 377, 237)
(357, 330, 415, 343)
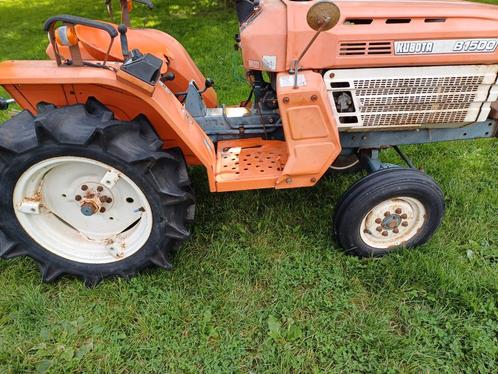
(333, 168, 445, 258)
(0, 99, 195, 285)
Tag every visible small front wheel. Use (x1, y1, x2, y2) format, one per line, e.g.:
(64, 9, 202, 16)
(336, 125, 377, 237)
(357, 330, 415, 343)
(333, 168, 445, 257)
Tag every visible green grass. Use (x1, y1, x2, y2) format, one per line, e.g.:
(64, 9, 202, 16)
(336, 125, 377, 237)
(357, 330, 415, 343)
(0, 0, 497, 372)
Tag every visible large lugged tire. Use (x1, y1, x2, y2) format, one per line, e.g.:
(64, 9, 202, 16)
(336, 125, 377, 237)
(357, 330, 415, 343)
(0, 99, 195, 285)
(333, 168, 445, 258)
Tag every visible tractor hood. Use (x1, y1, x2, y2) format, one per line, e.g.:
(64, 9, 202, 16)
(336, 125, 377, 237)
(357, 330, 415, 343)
(239, 0, 498, 71)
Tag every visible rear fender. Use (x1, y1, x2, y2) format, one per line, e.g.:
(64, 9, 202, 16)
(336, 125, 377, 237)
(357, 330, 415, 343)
(46, 24, 218, 108)
(0, 60, 217, 191)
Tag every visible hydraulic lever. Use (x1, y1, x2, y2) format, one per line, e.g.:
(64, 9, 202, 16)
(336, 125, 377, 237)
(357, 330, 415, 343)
(118, 24, 130, 60)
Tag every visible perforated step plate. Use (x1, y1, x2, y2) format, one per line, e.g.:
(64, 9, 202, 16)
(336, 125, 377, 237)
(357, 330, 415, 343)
(215, 138, 288, 192)
(325, 65, 498, 130)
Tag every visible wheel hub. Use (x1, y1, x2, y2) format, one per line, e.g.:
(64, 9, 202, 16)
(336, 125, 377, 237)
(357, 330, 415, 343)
(80, 202, 98, 216)
(74, 182, 114, 217)
(360, 197, 427, 249)
(382, 214, 402, 230)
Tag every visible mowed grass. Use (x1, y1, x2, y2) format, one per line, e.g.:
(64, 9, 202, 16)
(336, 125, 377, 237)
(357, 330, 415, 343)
(0, 0, 497, 372)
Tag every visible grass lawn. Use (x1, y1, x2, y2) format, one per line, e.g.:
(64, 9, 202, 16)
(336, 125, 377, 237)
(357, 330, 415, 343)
(0, 0, 497, 372)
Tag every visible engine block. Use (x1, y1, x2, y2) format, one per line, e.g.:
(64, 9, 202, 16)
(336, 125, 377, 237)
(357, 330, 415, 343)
(325, 65, 498, 130)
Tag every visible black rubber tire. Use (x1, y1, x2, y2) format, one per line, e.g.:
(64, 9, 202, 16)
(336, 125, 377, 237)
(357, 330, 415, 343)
(0, 99, 195, 286)
(333, 168, 445, 258)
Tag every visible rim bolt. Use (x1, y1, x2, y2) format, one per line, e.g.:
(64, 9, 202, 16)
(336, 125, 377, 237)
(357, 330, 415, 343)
(401, 214, 408, 219)
(402, 221, 409, 227)
(375, 218, 382, 224)
(75, 195, 82, 201)
(382, 231, 389, 237)
(393, 228, 400, 234)
(81, 185, 88, 191)
(107, 197, 113, 203)
(395, 208, 402, 214)
(376, 226, 383, 232)
(384, 211, 391, 217)
(100, 207, 106, 213)
(97, 186, 104, 192)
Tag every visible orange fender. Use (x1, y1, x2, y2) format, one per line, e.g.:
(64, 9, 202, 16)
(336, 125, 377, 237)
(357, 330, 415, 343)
(0, 60, 217, 191)
(46, 24, 218, 108)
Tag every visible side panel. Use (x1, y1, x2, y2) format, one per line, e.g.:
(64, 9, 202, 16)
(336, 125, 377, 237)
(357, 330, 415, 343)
(0, 60, 217, 191)
(276, 71, 342, 189)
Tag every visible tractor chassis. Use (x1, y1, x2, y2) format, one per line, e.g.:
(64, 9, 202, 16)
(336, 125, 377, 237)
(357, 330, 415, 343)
(183, 83, 498, 169)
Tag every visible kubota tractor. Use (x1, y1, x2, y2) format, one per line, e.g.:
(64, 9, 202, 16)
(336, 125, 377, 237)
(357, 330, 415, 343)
(0, 0, 496, 285)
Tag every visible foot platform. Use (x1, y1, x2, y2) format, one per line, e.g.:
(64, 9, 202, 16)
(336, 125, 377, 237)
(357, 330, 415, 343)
(215, 138, 288, 192)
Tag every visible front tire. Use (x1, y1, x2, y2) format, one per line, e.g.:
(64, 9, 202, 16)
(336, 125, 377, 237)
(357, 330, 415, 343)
(333, 168, 445, 258)
(0, 99, 195, 285)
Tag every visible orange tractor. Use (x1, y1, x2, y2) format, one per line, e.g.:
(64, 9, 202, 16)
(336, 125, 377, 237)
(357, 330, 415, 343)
(0, 0, 496, 285)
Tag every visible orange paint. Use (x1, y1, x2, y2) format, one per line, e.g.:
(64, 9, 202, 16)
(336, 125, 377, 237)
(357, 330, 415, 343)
(0, 61, 218, 191)
(240, 0, 498, 71)
(276, 71, 341, 189)
(46, 23, 218, 108)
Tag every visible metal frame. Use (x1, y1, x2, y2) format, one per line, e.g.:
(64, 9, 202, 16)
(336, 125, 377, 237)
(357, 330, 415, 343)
(339, 120, 497, 149)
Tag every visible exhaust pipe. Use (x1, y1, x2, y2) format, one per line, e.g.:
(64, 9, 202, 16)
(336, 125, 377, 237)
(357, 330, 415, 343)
(0, 98, 15, 111)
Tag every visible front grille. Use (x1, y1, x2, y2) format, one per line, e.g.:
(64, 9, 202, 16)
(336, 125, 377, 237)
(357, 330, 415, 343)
(362, 111, 469, 127)
(325, 65, 498, 129)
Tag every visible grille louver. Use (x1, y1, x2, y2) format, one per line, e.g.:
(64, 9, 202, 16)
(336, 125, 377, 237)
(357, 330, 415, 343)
(339, 41, 392, 56)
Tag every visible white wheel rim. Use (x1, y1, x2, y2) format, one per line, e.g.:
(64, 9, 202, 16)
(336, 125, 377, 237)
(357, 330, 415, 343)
(360, 196, 426, 249)
(13, 156, 153, 264)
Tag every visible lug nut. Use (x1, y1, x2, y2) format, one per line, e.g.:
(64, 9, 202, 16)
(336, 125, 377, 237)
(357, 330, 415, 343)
(75, 195, 82, 201)
(395, 208, 402, 214)
(97, 186, 104, 192)
(384, 211, 391, 217)
(393, 228, 400, 234)
(401, 214, 408, 219)
(107, 197, 113, 203)
(376, 226, 383, 232)
(382, 231, 389, 237)
(402, 221, 409, 227)
(81, 185, 88, 191)
(100, 207, 106, 213)
(375, 218, 382, 224)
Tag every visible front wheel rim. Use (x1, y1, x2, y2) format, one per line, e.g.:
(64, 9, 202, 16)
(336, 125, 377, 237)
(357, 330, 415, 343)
(360, 196, 427, 249)
(13, 156, 153, 264)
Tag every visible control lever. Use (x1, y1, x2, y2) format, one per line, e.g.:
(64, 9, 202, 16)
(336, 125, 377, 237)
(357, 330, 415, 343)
(118, 24, 130, 60)
(199, 78, 215, 94)
(0, 98, 15, 111)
